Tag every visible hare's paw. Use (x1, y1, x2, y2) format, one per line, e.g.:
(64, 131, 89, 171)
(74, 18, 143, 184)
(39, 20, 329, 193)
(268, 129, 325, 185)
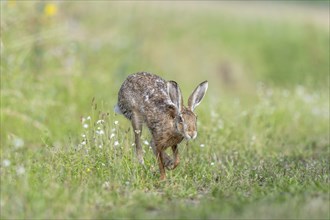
(163, 153, 175, 170)
(173, 159, 180, 170)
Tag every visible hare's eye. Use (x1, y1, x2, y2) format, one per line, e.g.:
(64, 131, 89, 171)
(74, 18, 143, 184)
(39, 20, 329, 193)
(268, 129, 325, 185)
(178, 116, 184, 123)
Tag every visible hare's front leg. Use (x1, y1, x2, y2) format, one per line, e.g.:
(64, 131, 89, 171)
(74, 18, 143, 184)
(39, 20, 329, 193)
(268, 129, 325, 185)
(156, 148, 166, 180)
(150, 139, 166, 180)
(150, 140, 174, 170)
(131, 112, 144, 165)
(171, 145, 180, 169)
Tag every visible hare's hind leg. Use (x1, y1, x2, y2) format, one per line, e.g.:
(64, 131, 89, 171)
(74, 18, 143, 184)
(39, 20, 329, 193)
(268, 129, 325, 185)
(131, 111, 144, 165)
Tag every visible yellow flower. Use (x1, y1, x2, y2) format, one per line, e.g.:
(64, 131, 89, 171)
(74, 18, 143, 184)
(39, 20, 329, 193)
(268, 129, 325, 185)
(44, 3, 58, 17)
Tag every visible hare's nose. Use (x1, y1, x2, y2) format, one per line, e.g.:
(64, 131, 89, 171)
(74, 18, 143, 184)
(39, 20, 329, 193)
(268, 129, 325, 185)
(190, 131, 197, 140)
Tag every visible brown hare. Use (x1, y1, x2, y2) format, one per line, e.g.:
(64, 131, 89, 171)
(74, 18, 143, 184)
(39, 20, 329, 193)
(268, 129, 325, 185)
(115, 72, 208, 180)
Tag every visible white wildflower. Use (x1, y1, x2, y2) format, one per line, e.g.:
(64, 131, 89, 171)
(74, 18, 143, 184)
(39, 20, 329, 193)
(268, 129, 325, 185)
(102, 181, 110, 190)
(114, 121, 119, 125)
(200, 144, 205, 148)
(86, 116, 91, 120)
(110, 133, 115, 139)
(83, 124, 89, 129)
(81, 134, 86, 138)
(16, 166, 25, 175)
(81, 141, 86, 145)
(211, 162, 215, 166)
(96, 130, 104, 135)
(98, 145, 103, 149)
(250, 135, 257, 146)
(96, 120, 104, 124)
(143, 140, 149, 145)
(13, 137, 24, 148)
(114, 141, 119, 146)
(125, 181, 130, 185)
(2, 159, 10, 167)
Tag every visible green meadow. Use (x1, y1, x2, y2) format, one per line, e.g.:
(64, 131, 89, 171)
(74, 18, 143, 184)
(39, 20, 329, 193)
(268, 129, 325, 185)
(1, 1, 329, 219)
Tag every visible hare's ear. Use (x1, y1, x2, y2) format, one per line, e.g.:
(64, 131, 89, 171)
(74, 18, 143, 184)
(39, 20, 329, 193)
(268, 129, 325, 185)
(188, 81, 208, 111)
(167, 80, 183, 113)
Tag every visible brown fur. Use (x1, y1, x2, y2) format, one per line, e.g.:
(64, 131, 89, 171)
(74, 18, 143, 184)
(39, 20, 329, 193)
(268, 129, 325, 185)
(116, 72, 208, 180)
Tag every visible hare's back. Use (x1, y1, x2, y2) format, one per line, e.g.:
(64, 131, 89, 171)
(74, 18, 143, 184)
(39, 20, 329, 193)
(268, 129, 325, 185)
(118, 72, 169, 119)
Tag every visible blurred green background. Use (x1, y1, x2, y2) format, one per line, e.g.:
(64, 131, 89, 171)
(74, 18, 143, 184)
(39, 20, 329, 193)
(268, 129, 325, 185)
(1, 1, 329, 219)
(2, 1, 329, 142)
(1, 1, 329, 143)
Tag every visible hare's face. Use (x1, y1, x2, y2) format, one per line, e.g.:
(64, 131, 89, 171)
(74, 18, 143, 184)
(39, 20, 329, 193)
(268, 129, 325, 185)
(167, 79, 208, 141)
(175, 109, 197, 140)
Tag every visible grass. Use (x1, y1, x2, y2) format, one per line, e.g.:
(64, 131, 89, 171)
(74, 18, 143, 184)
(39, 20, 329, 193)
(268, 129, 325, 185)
(1, 1, 329, 219)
